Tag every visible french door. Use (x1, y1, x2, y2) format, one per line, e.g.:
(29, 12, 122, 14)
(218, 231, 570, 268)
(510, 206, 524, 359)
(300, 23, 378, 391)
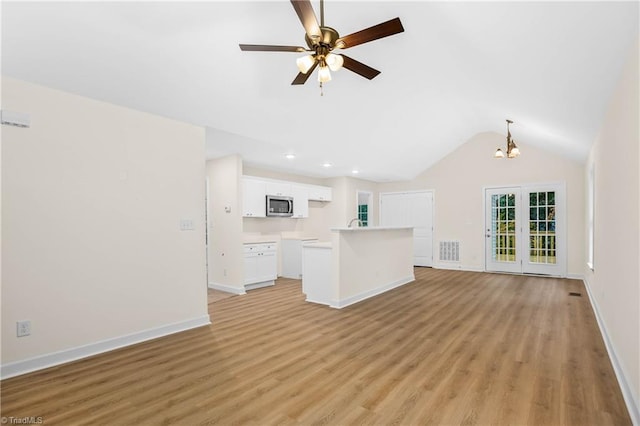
(485, 184, 565, 276)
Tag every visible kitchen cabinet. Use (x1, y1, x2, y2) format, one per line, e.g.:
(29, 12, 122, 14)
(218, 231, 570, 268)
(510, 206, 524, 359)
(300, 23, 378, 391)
(242, 177, 266, 217)
(282, 237, 318, 278)
(291, 185, 309, 218)
(243, 242, 277, 290)
(307, 185, 332, 202)
(265, 181, 292, 197)
(242, 176, 332, 219)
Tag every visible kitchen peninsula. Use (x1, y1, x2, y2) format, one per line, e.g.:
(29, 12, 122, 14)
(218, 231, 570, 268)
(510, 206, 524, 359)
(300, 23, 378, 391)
(302, 227, 414, 308)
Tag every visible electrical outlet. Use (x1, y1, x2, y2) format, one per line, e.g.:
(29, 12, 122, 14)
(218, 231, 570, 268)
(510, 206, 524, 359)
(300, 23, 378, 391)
(180, 219, 194, 231)
(17, 320, 31, 337)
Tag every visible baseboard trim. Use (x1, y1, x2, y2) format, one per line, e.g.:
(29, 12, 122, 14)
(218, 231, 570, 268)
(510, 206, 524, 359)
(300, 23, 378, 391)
(330, 275, 415, 309)
(0, 315, 211, 380)
(244, 280, 275, 291)
(433, 263, 484, 272)
(582, 277, 640, 425)
(208, 282, 246, 295)
(567, 273, 585, 280)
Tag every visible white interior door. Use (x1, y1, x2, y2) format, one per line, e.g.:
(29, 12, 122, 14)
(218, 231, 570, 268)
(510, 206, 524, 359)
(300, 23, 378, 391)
(380, 191, 433, 267)
(485, 184, 566, 276)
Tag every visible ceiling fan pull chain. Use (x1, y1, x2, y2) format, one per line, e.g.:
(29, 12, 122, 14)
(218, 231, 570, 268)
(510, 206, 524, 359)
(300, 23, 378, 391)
(319, 81, 324, 96)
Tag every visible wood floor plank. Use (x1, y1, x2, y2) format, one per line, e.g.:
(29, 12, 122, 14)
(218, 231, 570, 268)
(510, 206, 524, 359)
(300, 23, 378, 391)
(0, 268, 631, 425)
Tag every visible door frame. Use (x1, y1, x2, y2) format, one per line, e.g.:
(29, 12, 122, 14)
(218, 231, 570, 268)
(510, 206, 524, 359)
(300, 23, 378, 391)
(483, 182, 567, 277)
(355, 189, 374, 227)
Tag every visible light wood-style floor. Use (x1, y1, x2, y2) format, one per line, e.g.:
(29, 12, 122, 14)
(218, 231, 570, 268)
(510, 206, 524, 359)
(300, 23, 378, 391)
(207, 288, 238, 304)
(1, 268, 631, 425)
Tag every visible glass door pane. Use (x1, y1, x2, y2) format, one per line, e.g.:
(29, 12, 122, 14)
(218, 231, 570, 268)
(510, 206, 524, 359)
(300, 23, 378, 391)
(528, 191, 556, 264)
(523, 185, 564, 276)
(485, 188, 521, 273)
(491, 193, 517, 262)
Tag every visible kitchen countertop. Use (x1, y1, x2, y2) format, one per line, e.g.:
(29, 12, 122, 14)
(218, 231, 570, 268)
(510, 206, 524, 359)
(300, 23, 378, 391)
(330, 226, 413, 232)
(281, 236, 318, 240)
(243, 234, 278, 244)
(303, 242, 332, 249)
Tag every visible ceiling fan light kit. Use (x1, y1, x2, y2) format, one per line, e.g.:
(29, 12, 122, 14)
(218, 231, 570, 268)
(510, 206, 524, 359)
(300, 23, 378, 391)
(239, 0, 404, 92)
(495, 119, 520, 159)
(318, 63, 331, 82)
(296, 55, 315, 73)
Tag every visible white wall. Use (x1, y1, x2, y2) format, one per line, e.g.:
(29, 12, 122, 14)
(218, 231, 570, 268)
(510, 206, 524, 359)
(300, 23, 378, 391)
(584, 40, 639, 422)
(1, 78, 208, 374)
(378, 133, 585, 275)
(206, 155, 244, 293)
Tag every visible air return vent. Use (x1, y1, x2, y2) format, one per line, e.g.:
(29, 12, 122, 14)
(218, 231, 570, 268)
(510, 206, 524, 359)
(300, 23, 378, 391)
(439, 241, 460, 262)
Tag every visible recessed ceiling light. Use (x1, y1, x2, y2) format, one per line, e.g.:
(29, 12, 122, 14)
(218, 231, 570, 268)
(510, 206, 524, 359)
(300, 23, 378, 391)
(322, 162, 332, 168)
(285, 153, 295, 160)
(352, 170, 359, 174)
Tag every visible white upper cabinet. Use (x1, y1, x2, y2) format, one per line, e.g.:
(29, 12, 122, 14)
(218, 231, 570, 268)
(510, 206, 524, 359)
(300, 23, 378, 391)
(292, 185, 309, 218)
(265, 181, 292, 197)
(242, 177, 266, 217)
(307, 185, 332, 202)
(242, 176, 331, 219)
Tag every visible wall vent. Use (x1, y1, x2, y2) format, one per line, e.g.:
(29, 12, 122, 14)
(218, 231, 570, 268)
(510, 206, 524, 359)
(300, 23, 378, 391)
(439, 241, 460, 262)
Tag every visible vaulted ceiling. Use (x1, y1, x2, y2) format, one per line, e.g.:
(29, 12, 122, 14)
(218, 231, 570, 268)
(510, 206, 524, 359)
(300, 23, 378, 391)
(2, 1, 638, 181)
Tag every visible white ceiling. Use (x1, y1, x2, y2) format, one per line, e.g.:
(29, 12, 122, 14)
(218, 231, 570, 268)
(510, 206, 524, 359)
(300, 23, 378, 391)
(2, 1, 638, 182)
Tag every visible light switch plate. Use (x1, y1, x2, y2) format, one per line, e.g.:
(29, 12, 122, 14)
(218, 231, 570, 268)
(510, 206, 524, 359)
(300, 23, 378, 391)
(17, 320, 31, 337)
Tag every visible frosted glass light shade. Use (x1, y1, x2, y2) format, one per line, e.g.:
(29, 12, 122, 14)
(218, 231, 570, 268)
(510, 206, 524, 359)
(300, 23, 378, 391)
(318, 66, 331, 83)
(326, 53, 344, 71)
(494, 148, 505, 158)
(296, 55, 315, 74)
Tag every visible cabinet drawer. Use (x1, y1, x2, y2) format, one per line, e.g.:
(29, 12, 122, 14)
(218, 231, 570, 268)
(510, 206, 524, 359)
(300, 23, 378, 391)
(244, 243, 277, 253)
(261, 243, 277, 252)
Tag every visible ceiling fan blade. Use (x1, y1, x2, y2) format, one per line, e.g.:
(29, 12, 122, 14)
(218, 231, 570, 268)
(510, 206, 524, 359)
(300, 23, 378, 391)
(239, 44, 308, 52)
(292, 61, 319, 85)
(336, 17, 404, 49)
(341, 55, 381, 80)
(290, 0, 322, 41)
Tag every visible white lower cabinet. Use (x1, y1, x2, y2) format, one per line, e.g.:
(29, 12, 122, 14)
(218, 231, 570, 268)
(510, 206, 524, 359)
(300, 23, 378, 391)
(243, 243, 277, 290)
(281, 238, 318, 278)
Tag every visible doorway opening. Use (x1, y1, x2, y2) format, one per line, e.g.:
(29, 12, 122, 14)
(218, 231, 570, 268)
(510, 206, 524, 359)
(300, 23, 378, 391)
(356, 190, 373, 227)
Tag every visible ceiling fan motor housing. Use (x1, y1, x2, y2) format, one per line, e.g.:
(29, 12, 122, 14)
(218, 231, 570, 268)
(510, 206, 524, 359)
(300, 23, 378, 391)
(305, 26, 340, 50)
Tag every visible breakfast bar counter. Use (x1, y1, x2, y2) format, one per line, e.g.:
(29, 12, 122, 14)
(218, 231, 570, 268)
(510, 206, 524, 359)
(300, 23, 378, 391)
(302, 226, 414, 308)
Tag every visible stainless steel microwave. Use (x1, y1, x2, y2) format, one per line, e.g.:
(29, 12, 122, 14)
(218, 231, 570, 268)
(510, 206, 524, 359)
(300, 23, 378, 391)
(266, 195, 293, 217)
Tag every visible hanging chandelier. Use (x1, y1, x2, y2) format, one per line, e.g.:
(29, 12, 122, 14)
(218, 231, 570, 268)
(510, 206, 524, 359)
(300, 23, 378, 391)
(494, 119, 520, 159)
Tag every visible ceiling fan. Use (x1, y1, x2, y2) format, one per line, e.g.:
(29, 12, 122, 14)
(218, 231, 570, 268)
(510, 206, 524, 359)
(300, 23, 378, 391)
(239, 0, 404, 86)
